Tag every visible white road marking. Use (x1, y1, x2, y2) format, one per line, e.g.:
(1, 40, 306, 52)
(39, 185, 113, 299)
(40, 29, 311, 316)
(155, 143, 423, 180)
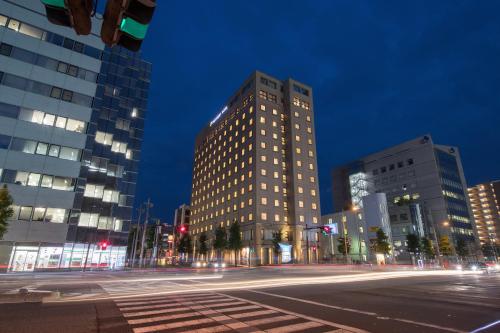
(218, 292, 368, 333)
(132, 317, 215, 333)
(267, 321, 324, 332)
(243, 314, 296, 326)
(248, 290, 467, 333)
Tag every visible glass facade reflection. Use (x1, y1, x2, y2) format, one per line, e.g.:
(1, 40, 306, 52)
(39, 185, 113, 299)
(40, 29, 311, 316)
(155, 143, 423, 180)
(67, 46, 151, 251)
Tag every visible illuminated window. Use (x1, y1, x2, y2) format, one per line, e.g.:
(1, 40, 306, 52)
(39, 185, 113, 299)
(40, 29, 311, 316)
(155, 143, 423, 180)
(260, 116, 266, 124)
(299, 201, 304, 208)
(261, 212, 267, 221)
(95, 131, 113, 145)
(274, 214, 280, 222)
(261, 197, 267, 205)
(312, 203, 317, 210)
(261, 182, 267, 190)
(295, 135, 300, 142)
(299, 215, 305, 222)
(298, 186, 303, 194)
(260, 104, 266, 111)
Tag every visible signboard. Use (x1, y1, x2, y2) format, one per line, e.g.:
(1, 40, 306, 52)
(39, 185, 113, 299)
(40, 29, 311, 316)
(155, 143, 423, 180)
(325, 223, 339, 235)
(279, 243, 292, 264)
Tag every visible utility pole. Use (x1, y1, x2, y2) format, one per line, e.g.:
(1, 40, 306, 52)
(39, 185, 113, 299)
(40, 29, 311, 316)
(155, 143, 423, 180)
(139, 198, 152, 268)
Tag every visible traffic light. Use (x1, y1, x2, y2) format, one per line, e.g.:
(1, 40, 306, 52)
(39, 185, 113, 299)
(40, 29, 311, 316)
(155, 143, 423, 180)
(101, 0, 156, 51)
(179, 225, 188, 234)
(41, 0, 93, 35)
(319, 225, 331, 236)
(99, 241, 108, 250)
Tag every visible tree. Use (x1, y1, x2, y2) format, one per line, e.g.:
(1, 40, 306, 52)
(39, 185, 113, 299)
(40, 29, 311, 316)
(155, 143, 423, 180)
(177, 235, 192, 261)
(439, 236, 452, 256)
(456, 238, 468, 260)
(0, 185, 13, 240)
(421, 237, 435, 260)
(213, 225, 227, 264)
(374, 229, 391, 255)
(228, 220, 243, 267)
(337, 237, 351, 255)
(406, 234, 421, 255)
(481, 243, 499, 260)
(198, 233, 208, 259)
(272, 230, 282, 264)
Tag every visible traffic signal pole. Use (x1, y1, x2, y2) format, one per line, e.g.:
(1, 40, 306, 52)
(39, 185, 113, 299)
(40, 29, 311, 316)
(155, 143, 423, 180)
(139, 198, 151, 268)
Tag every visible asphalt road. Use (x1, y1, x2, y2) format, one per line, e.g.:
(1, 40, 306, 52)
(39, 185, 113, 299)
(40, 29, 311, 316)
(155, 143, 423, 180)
(0, 266, 498, 333)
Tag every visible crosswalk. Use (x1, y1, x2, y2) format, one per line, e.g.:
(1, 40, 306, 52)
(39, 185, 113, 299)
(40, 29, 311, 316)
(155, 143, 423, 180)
(115, 292, 364, 333)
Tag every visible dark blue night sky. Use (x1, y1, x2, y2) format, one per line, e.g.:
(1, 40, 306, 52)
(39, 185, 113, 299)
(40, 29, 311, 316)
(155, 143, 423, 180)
(131, 1, 500, 222)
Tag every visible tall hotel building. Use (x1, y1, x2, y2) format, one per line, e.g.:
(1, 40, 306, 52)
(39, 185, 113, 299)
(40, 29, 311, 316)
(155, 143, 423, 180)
(332, 135, 479, 258)
(190, 71, 321, 265)
(468, 181, 500, 247)
(0, 0, 151, 271)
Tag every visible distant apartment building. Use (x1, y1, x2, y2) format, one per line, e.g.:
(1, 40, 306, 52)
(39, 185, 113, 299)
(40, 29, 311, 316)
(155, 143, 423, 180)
(331, 135, 479, 259)
(468, 181, 500, 246)
(321, 193, 392, 262)
(0, 0, 151, 272)
(190, 71, 321, 265)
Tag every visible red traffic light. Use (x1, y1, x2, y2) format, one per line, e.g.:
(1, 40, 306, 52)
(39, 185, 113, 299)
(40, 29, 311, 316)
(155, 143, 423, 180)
(323, 226, 330, 233)
(179, 225, 187, 233)
(100, 241, 108, 250)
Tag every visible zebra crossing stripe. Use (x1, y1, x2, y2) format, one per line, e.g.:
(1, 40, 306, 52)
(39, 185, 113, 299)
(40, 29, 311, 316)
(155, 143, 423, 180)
(122, 306, 192, 318)
(128, 311, 201, 325)
(117, 294, 225, 306)
(229, 309, 277, 319)
(132, 317, 215, 333)
(119, 303, 189, 312)
(213, 304, 261, 312)
(266, 321, 324, 333)
(243, 314, 296, 326)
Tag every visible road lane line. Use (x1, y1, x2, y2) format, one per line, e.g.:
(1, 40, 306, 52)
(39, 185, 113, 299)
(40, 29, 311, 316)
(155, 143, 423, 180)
(247, 290, 467, 333)
(218, 292, 368, 333)
(266, 321, 324, 333)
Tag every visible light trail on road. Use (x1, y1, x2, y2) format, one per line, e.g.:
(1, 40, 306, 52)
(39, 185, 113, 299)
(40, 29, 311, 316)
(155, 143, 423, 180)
(45, 270, 482, 303)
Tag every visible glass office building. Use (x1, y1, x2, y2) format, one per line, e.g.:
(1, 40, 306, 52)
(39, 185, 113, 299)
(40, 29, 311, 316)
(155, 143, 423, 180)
(0, 0, 151, 272)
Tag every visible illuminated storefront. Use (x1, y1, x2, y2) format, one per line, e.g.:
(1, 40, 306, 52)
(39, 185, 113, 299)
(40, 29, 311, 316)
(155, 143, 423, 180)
(7, 243, 126, 272)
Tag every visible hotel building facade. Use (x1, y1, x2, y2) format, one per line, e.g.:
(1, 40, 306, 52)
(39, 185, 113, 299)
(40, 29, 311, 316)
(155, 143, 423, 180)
(0, 0, 151, 272)
(190, 71, 321, 265)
